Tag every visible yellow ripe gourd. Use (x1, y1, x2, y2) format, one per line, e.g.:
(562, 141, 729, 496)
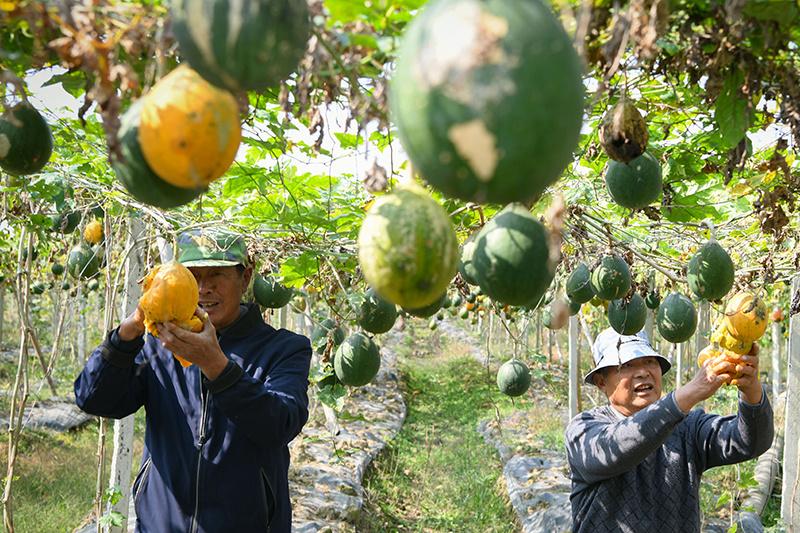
(139, 65, 241, 190)
(83, 219, 103, 245)
(139, 261, 204, 367)
(698, 345, 749, 385)
(723, 292, 768, 343)
(697, 344, 721, 368)
(709, 323, 753, 355)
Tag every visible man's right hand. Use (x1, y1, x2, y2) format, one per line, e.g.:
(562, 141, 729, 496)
(674, 355, 735, 413)
(118, 306, 146, 341)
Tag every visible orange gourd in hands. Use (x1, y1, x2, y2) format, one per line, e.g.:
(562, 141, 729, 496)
(139, 261, 204, 367)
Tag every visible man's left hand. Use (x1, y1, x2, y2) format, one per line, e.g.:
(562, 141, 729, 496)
(156, 308, 229, 380)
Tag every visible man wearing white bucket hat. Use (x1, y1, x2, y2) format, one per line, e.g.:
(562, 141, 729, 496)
(565, 327, 774, 532)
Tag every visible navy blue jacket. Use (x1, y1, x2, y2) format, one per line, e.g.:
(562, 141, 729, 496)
(74, 303, 311, 533)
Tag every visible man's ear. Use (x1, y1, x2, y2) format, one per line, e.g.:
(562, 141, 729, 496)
(241, 266, 254, 288)
(593, 370, 606, 389)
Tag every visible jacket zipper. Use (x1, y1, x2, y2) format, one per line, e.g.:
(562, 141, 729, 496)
(132, 457, 152, 508)
(261, 468, 275, 529)
(189, 373, 209, 533)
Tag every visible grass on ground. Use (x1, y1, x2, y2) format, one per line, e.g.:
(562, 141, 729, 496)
(0, 410, 145, 533)
(356, 325, 519, 532)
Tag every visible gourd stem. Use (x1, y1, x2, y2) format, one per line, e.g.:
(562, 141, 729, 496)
(702, 219, 717, 241)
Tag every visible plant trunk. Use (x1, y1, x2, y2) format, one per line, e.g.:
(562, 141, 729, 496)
(3, 229, 34, 532)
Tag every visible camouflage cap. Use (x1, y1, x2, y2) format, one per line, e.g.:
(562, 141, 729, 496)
(177, 229, 249, 268)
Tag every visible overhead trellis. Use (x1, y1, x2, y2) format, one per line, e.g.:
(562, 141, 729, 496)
(1, 2, 797, 295)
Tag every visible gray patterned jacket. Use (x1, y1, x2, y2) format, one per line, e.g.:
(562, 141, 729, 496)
(565, 389, 773, 532)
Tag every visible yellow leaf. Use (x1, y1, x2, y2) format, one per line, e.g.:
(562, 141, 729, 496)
(730, 182, 752, 195)
(762, 170, 777, 185)
(0, 1, 17, 11)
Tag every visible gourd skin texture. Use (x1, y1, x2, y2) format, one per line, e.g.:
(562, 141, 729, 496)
(389, 0, 584, 204)
(687, 240, 734, 301)
(84, 220, 104, 244)
(358, 288, 399, 334)
(604, 151, 662, 209)
(114, 99, 206, 208)
(171, 0, 311, 92)
(139, 65, 241, 189)
(472, 203, 554, 306)
(723, 292, 768, 343)
(566, 262, 594, 304)
(497, 359, 531, 397)
(710, 323, 752, 355)
(656, 292, 697, 343)
(67, 243, 101, 280)
(0, 102, 53, 176)
(358, 184, 458, 309)
(334, 333, 381, 387)
(590, 255, 631, 301)
(139, 261, 204, 367)
(608, 293, 647, 335)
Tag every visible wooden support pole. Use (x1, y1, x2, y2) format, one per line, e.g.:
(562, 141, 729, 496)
(295, 311, 306, 336)
(51, 287, 58, 343)
(772, 321, 782, 398)
(645, 308, 654, 345)
(536, 312, 542, 353)
(693, 301, 710, 383)
(676, 343, 684, 389)
(108, 216, 145, 533)
(569, 315, 580, 420)
(77, 285, 86, 363)
(781, 275, 800, 528)
(522, 316, 530, 356)
(695, 301, 709, 353)
(0, 286, 4, 348)
(279, 305, 288, 330)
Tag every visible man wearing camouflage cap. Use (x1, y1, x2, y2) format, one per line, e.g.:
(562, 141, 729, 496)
(75, 229, 312, 533)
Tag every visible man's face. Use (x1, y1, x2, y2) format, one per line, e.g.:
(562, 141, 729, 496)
(594, 356, 663, 416)
(188, 265, 253, 330)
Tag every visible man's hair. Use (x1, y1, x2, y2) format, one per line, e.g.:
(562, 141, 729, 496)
(235, 264, 245, 275)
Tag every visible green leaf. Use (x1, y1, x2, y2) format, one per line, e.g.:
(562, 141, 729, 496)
(714, 69, 750, 149)
(317, 381, 347, 410)
(42, 70, 86, 98)
(325, 0, 373, 24)
(743, 0, 798, 26)
(715, 491, 731, 508)
(531, 354, 547, 365)
(279, 252, 319, 288)
(333, 132, 363, 149)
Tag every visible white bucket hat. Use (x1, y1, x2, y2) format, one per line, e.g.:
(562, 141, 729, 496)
(584, 327, 671, 385)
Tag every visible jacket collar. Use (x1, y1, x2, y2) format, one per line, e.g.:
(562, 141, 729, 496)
(217, 303, 270, 338)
